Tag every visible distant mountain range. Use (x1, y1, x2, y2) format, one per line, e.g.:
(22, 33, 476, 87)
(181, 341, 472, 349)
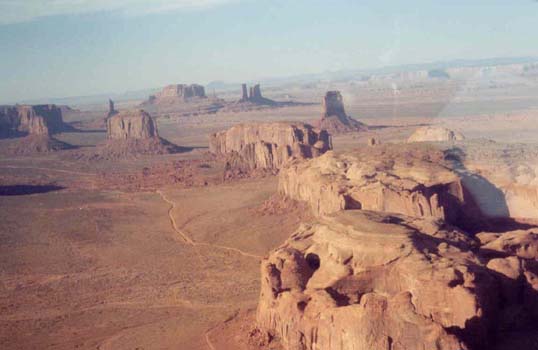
(18, 56, 538, 107)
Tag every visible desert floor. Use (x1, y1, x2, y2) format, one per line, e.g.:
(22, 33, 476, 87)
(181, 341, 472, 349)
(1, 81, 538, 349)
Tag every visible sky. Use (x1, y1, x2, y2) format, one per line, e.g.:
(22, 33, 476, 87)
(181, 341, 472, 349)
(0, 0, 537, 103)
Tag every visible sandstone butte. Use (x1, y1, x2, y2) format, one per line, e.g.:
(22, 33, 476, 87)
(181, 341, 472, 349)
(103, 109, 177, 155)
(0, 104, 69, 137)
(144, 84, 207, 105)
(257, 210, 538, 350)
(316, 91, 368, 134)
(0, 104, 73, 153)
(408, 126, 465, 143)
(209, 122, 332, 171)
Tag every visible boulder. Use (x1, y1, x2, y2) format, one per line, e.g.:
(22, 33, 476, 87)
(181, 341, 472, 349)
(479, 229, 538, 259)
(316, 91, 368, 134)
(209, 122, 332, 171)
(278, 145, 469, 225)
(257, 210, 497, 350)
(368, 137, 380, 146)
(477, 228, 538, 333)
(408, 126, 465, 143)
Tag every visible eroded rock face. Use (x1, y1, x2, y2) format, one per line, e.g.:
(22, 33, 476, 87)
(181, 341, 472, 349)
(257, 210, 498, 350)
(209, 122, 332, 171)
(317, 91, 368, 134)
(238, 84, 276, 105)
(479, 229, 538, 260)
(100, 109, 178, 157)
(107, 109, 158, 140)
(0, 104, 68, 137)
(279, 146, 469, 225)
(408, 126, 465, 143)
(241, 84, 249, 101)
(257, 210, 538, 350)
(249, 84, 262, 101)
(145, 84, 206, 105)
(444, 143, 538, 221)
(107, 99, 118, 119)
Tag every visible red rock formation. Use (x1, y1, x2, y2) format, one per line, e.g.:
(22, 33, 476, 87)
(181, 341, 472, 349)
(279, 145, 468, 225)
(106, 99, 118, 119)
(107, 109, 158, 140)
(0, 104, 69, 137)
(241, 83, 249, 101)
(316, 91, 368, 134)
(0, 104, 74, 153)
(209, 122, 332, 171)
(256, 209, 538, 350)
(249, 84, 262, 101)
(257, 210, 498, 350)
(236, 84, 276, 105)
(102, 109, 178, 156)
(145, 84, 207, 105)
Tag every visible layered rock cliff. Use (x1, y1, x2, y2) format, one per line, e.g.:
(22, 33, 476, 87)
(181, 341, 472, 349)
(445, 143, 538, 221)
(0, 104, 69, 137)
(209, 122, 332, 171)
(278, 145, 470, 226)
(0, 104, 73, 153)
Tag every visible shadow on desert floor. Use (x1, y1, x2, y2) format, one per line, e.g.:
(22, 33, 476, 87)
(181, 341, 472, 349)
(0, 184, 65, 196)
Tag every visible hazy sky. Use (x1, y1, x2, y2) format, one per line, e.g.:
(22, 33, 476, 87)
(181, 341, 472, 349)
(1, 0, 537, 103)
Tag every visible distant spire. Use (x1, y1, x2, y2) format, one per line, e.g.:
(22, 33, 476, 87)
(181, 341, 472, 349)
(241, 84, 248, 101)
(107, 98, 118, 119)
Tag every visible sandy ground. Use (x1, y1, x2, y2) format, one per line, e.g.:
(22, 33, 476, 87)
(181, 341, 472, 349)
(1, 80, 538, 349)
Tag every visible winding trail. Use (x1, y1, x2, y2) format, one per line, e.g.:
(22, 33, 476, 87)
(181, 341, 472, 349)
(156, 189, 262, 259)
(204, 328, 217, 350)
(156, 190, 195, 245)
(156, 189, 262, 350)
